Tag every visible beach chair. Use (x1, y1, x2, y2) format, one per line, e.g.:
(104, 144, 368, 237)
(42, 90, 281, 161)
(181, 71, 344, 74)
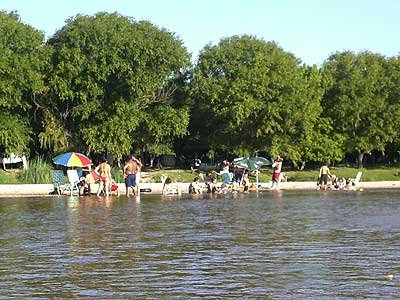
(52, 170, 67, 195)
(350, 171, 362, 186)
(221, 172, 233, 184)
(66, 169, 80, 196)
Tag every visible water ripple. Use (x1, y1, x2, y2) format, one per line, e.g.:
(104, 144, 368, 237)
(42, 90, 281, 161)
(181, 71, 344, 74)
(1, 191, 400, 298)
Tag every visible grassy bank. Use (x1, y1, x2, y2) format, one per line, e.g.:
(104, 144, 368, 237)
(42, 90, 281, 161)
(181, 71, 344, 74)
(142, 166, 400, 183)
(1, 166, 400, 184)
(280, 167, 400, 182)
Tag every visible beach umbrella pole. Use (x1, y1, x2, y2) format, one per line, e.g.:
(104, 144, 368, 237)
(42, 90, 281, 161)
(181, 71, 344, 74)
(256, 170, 259, 191)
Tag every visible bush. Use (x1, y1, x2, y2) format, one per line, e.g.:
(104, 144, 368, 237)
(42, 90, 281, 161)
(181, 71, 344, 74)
(0, 169, 20, 184)
(18, 157, 53, 184)
(111, 167, 124, 183)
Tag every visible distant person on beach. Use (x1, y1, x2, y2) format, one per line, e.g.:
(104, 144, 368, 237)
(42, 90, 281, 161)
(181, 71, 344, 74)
(318, 163, 332, 190)
(241, 171, 250, 193)
(271, 156, 283, 190)
(124, 154, 140, 196)
(221, 160, 230, 173)
(96, 158, 112, 196)
(191, 158, 202, 172)
(79, 166, 95, 196)
(132, 154, 143, 190)
(189, 176, 203, 194)
(162, 177, 181, 195)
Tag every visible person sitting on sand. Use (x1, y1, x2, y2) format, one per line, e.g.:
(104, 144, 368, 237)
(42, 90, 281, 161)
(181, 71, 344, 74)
(162, 177, 181, 196)
(205, 171, 219, 193)
(231, 180, 240, 193)
(189, 176, 203, 194)
(241, 171, 250, 193)
(331, 174, 339, 190)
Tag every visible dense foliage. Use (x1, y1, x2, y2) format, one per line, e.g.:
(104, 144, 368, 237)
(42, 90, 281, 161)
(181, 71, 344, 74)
(1, 10, 400, 168)
(322, 51, 400, 167)
(41, 12, 190, 160)
(190, 36, 343, 165)
(0, 11, 47, 155)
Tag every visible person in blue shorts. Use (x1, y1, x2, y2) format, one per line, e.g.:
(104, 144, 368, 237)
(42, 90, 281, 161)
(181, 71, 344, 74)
(123, 154, 140, 196)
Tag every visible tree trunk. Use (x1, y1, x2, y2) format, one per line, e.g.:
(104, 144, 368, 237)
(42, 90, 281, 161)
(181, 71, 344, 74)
(357, 151, 365, 169)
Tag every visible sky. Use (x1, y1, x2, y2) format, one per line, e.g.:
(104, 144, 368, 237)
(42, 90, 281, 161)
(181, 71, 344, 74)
(1, 0, 399, 66)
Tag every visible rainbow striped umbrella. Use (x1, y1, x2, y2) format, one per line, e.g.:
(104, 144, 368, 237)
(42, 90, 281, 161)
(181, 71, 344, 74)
(53, 152, 93, 167)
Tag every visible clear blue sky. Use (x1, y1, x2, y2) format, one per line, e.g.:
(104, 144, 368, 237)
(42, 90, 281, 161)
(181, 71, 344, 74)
(1, 0, 399, 66)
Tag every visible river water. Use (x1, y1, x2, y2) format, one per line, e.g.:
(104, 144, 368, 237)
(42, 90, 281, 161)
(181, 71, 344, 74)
(0, 190, 399, 299)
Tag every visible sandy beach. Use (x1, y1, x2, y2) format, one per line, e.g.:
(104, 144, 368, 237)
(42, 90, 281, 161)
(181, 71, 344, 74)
(0, 181, 400, 197)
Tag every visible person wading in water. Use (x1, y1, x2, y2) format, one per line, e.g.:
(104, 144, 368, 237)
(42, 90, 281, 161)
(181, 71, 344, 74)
(123, 154, 140, 196)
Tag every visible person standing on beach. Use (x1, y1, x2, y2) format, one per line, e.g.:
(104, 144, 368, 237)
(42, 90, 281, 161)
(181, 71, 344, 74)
(96, 158, 112, 196)
(132, 154, 143, 192)
(271, 156, 283, 190)
(318, 163, 332, 190)
(124, 154, 140, 196)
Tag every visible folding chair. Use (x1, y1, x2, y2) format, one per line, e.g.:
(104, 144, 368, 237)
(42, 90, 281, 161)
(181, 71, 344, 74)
(52, 170, 67, 195)
(66, 169, 80, 196)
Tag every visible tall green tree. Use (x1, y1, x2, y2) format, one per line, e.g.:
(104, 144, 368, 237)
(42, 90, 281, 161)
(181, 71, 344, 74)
(43, 12, 190, 159)
(190, 35, 328, 163)
(0, 11, 46, 155)
(295, 66, 345, 164)
(384, 55, 400, 162)
(322, 51, 398, 167)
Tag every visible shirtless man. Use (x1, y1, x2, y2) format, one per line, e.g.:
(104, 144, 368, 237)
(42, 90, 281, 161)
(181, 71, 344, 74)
(123, 154, 141, 196)
(318, 163, 332, 191)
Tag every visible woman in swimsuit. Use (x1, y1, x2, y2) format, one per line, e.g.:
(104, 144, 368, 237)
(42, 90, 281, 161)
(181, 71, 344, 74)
(96, 158, 112, 196)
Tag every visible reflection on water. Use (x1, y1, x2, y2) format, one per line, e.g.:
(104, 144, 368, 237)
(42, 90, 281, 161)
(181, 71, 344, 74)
(1, 190, 400, 298)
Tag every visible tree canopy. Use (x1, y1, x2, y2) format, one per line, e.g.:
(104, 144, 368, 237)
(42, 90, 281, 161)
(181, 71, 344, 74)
(322, 51, 400, 167)
(190, 35, 331, 163)
(0, 11, 46, 155)
(1, 10, 400, 168)
(42, 12, 191, 159)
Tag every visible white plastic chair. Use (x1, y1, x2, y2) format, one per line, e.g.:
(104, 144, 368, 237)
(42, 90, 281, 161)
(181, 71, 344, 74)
(66, 170, 80, 196)
(350, 171, 362, 186)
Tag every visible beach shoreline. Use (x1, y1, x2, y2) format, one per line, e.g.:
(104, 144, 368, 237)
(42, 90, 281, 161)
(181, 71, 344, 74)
(0, 181, 400, 197)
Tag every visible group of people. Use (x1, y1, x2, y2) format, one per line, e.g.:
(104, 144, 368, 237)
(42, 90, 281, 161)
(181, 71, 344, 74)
(184, 173, 255, 196)
(77, 154, 142, 197)
(181, 156, 284, 195)
(317, 163, 359, 191)
(76, 153, 363, 197)
(77, 158, 118, 197)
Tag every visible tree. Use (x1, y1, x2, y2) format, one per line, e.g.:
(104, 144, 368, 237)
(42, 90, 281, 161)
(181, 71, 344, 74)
(322, 51, 398, 167)
(383, 55, 400, 163)
(0, 11, 46, 155)
(43, 12, 190, 159)
(190, 35, 326, 163)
